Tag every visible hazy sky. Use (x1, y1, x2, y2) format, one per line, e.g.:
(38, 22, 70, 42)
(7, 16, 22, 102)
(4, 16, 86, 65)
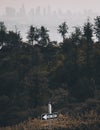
(0, 0, 100, 13)
(0, 0, 100, 41)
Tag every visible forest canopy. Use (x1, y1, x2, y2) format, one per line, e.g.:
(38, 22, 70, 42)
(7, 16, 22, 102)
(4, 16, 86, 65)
(0, 17, 100, 126)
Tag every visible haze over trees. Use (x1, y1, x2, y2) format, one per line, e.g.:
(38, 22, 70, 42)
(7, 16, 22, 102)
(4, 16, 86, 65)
(0, 16, 100, 127)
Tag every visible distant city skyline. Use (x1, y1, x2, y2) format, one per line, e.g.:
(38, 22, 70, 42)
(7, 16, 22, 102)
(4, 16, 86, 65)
(0, 5, 99, 17)
(0, 0, 100, 14)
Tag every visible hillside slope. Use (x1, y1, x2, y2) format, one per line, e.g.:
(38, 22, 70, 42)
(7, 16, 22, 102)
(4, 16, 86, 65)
(0, 42, 100, 126)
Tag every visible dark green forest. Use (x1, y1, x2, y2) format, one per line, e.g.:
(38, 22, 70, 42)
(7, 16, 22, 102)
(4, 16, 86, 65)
(0, 17, 100, 126)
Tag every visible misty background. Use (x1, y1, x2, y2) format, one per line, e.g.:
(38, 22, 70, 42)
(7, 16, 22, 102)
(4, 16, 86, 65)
(0, 0, 100, 42)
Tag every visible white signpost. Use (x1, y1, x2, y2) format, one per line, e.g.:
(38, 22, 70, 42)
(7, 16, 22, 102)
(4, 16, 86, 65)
(41, 102, 58, 120)
(48, 102, 52, 114)
(41, 112, 58, 120)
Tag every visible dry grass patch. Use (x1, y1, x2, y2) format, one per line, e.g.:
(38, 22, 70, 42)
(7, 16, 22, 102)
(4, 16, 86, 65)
(0, 111, 100, 130)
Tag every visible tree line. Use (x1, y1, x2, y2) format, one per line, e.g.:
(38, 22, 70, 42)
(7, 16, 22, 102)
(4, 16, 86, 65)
(0, 16, 100, 46)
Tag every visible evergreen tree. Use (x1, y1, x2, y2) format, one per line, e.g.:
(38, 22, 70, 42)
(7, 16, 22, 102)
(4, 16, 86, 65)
(0, 22, 6, 46)
(27, 25, 36, 45)
(34, 27, 40, 42)
(83, 19, 93, 70)
(6, 31, 22, 46)
(70, 27, 82, 66)
(83, 19, 93, 44)
(58, 22, 68, 42)
(94, 16, 100, 42)
(39, 26, 50, 47)
(71, 26, 82, 45)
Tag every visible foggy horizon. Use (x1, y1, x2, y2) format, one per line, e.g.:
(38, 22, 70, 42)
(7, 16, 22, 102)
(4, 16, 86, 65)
(0, 0, 100, 42)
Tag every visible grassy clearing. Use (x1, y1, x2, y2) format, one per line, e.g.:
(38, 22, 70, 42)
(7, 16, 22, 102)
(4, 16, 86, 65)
(0, 110, 100, 130)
